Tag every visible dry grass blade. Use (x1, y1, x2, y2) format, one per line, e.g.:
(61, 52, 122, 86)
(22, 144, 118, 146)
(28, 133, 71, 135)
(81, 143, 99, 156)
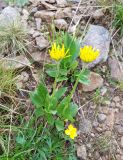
(0, 63, 17, 95)
(0, 21, 28, 56)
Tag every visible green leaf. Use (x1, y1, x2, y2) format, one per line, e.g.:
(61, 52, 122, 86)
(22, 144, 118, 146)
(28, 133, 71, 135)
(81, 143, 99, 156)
(64, 33, 80, 61)
(70, 102, 78, 117)
(46, 113, 54, 125)
(57, 97, 77, 121)
(30, 82, 48, 108)
(46, 69, 57, 77)
(56, 76, 68, 82)
(46, 96, 57, 114)
(60, 33, 80, 72)
(16, 135, 26, 145)
(79, 68, 90, 85)
(54, 87, 67, 100)
(35, 107, 44, 118)
(70, 61, 78, 71)
(55, 119, 64, 131)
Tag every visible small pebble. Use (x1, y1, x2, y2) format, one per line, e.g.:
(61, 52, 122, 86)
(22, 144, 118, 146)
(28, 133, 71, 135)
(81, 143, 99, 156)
(121, 137, 123, 149)
(113, 96, 120, 102)
(97, 113, 107, 123)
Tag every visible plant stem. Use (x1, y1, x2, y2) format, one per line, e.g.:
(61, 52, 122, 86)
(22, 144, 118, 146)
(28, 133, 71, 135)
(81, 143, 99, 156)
(69, 68, 84, 100)
(52, 61, 60, 95)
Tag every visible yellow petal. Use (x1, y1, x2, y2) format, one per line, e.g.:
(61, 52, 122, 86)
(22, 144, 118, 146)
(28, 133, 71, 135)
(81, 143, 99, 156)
(65, 129, 70, 135)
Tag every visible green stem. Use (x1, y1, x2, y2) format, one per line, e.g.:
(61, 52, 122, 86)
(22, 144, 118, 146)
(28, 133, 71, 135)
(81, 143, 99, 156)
(52, 61, 60, 95)
(69, 68, 84, 100)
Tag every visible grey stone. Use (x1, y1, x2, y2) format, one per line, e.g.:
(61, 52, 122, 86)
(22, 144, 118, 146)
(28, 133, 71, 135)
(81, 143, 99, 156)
(55, 8, 72, 19)
(35, 36, 49, 50)
(34, 10, 55, 22)
(120, 137, 123, 149)
(97, 114, 106, 123)
(115, 124, 123, 135)
(54, 19, 68, 30)
(1, 55, 30, 70)
(77, 145, 87, 160)
(0, 6, 20, 26)
(93, 121, 99, 128)
(108, 57, 123, 82)
(68, 0, 80, 2)
(79, 72, 103, 92)
(30, 7, 38, 16)
(41, 1, 57, 10)
(35, 18, 41, 30)
(79, 119, 92, 134)
(45, 0, 56, 3)
(92, 9, 104, 20)
(0, 0, 7, 12)
(113, 96, 120, 103)
(56, 0, 67, 7)
(83, 25, 110, 68)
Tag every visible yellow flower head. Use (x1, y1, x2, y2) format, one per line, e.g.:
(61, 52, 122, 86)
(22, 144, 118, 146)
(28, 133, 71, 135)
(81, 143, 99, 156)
(49, 43, 69, 61)
(80, 46, 100, 63)
(65, 124, 77, 139)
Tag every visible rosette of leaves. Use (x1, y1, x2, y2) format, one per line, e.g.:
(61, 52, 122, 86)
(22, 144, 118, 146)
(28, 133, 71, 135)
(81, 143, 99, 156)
(45, 33, 80, 82)
(30, 82, 78, 131)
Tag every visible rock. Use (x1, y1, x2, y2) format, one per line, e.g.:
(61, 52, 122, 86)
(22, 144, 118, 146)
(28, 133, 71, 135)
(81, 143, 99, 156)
(92, 9, 104, 20)
(68, 25, 76, 33)
(80, 72, 103, 92)
(34, 10, 55, 22)
(110, 102, 116, 108)
(16, 80, 23, 89)
(30, 7, 38, 16)
(29, 0, 40, 3)
(45, 0, 56, 3)
(113, 96, 120, 103)
(16, 71, 29, 89)
(31, 51, 51, 63)
(77, 145, 87, 160)
(21, 71, 29, 82)
(1, 55, 31, 70)
(106, 110, 115, 132)
(41, 1, 57, 10)
(69, 0, 80, 2)
(97, 114, 106, 123)
(55, 8, 72, 19)
(35, 18, 42, 30)
(108, 57, 123, 82)
(56, 0, 67, 7)
(0, 1, 6, 12)
(115, 124, 123, 135)
(120, 137, 123, 149)
(54, 19, 68, 30)
(93, 121, 99, 128)
(33, 31, 41, 38)
(0, 6, 20, 26)
(35, 36, 49, 50)
(100, 87, 107, 96)
(22, 9, 29, 20)
(83, 25, 110, 68)
(21, 9, 29, 28)
(79, 119, 92, 134)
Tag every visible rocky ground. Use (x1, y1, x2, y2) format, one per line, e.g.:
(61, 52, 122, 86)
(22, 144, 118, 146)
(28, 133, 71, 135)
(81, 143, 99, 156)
(0, 0, 123, 159)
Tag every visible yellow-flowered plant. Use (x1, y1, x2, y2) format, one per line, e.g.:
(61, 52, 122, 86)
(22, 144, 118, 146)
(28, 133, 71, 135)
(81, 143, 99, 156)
(80, 46, 100, 63)
(49, 43, 69, 61)
(65, 124, 77, 139)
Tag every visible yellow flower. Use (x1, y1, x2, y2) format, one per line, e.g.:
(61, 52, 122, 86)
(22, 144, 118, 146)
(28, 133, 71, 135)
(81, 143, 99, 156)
(49, 43, 69, 61)
(65, 124, 77, 139)
(80, 46, 100, 63)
